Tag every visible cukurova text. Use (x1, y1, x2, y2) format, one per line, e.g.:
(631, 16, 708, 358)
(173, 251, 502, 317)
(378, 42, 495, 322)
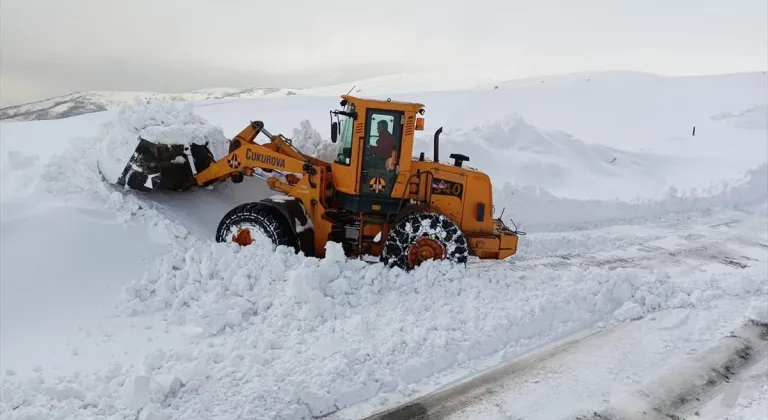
(245, 149, 286, 168)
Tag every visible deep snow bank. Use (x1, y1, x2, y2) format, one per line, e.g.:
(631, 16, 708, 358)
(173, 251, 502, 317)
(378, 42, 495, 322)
(5, 219, 762, 420)
(96, 99, 232, 184)
(290, 119, 336, 162)
(93, 99, 336, 193)
(413, 113, 673, 200)
(496, 162, 768, 232)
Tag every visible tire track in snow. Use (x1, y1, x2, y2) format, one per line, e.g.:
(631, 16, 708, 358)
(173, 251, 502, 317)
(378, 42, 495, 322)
(358, 326, 613, 420)
(468, 211, 767, 274)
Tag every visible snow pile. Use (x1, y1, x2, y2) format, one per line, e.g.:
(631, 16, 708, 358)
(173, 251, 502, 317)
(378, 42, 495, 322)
(710, 104, 768, 130)
(290, 119, 336, 161)
(96, 98, 231, 184)
(413, 113, 669, 199)
(495, 162, 768, 232)
(38, 231, 750, 419)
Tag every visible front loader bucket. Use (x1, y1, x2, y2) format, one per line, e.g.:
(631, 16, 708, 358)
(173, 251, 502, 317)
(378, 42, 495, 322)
(113, 137, 215, 192)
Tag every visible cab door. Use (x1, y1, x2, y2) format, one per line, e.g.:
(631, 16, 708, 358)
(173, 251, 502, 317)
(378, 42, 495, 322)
(358, 109, 403, 198)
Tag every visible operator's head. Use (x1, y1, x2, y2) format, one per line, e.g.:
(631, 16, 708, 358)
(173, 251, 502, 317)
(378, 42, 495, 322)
(377, 120, 389, 134)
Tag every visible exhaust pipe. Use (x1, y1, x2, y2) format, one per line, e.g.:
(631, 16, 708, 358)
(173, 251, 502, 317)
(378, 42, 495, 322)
(434, 127, 442, 162)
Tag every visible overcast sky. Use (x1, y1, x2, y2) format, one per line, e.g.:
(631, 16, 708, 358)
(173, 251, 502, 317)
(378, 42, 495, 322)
(1, 0, 766, 105)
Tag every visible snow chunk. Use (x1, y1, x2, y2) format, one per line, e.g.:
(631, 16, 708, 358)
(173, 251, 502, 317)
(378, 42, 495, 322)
(143, 349, 167, 372)
(269, 194, 295, 203)
(294, 388, 337, 417)
(613, 302, 645, 322)
(152, 373, 182, 396)
(290, 119, 336, 161)
(121, 374, 152, 410)
(746, 301, 768, 324)
(173, 358, 209, 384)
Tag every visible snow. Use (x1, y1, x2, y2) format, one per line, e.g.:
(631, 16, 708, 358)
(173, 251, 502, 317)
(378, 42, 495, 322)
(95, 98, 231, 184)
(1, 70, 767, 420)
(746, 301, 768, 324)
(432, 299, 767, 420)
(0, 71, 495, 123)
(0, 88, 248, 123)
(269, 194, 296, 203)
(711, 104, 768, 130)
(270, 72, 495, 99)
(290, 119, 336, 161)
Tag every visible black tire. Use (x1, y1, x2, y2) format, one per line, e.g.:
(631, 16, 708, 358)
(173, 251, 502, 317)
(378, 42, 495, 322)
(215, 202, 298, 250)
(381, 211, 469, 270)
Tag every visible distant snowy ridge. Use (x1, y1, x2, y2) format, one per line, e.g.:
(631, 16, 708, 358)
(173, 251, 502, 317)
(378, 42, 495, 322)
(0, 88, 279, 123)
(10, 70, 761, 124)
(0, 71, 496, 123)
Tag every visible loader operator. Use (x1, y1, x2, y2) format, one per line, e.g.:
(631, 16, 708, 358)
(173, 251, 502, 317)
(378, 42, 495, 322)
(372, 120, 396, 160)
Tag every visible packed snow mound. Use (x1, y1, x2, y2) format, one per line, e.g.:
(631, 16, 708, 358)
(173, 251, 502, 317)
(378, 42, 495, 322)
(290, 119, 336, 161)
(710, 104, 768, 130)
(496, 162, 768, 232)
(96, 99, 231, 184)
(415, 113, 667, 198)
(59, 234, 755, 419)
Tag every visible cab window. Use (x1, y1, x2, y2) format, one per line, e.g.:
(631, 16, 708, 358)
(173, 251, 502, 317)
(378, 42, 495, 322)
(366, 113, 397, 160)
(334, 104, 355, 165)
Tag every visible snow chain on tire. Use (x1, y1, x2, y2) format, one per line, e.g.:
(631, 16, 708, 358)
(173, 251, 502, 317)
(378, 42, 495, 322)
(381, 211, 469, 270)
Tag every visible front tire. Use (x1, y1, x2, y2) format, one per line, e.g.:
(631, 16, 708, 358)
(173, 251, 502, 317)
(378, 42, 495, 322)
(215, 202, 298, 250)
(381, 211, 469, 270)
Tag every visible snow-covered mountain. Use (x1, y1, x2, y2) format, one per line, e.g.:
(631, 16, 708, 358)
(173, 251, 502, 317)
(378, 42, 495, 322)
(0, 88, 277, 123)
(13, 70, 751, 124)
(0, 72, 499, 123)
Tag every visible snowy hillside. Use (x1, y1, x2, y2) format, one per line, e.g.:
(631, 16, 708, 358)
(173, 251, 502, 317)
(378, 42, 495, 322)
(0, 88, 246, 123)
(1, 71, 767, 420)
(0, 72, 495, 123)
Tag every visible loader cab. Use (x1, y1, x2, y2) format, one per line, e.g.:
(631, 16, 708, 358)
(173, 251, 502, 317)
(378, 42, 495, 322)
(330, 95, 425, 213)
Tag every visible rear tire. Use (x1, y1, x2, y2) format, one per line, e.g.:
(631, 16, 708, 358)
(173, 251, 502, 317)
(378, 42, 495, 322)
(215, 202, 298, 250)
(381, 211, 469, 270)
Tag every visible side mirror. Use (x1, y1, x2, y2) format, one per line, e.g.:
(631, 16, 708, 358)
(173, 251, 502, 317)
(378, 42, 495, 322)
(331, 122, 338, 143)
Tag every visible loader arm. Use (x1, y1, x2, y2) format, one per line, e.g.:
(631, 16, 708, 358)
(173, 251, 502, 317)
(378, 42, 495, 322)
(231, 120, 330, 168)
(193, 121, 323, 187)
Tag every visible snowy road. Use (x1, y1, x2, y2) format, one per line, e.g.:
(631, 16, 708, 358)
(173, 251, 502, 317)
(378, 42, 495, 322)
(353, 318, 767, 420)
(324, 206, 768, 420)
